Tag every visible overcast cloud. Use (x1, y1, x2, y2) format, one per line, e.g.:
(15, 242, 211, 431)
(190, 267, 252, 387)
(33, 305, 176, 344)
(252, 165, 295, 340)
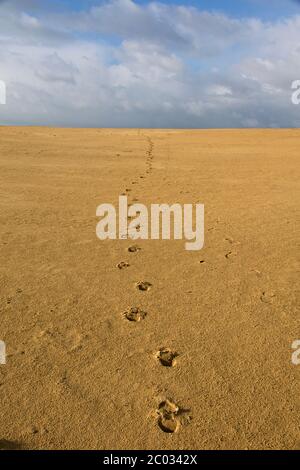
(0, 0, 299, 127)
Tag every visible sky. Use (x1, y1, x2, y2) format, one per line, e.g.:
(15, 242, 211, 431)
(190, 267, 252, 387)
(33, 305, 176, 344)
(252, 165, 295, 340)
(0, 0, 300, 128)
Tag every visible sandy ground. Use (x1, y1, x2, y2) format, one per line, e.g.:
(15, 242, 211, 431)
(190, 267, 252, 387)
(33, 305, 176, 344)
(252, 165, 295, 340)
(0, 127, 299, 450)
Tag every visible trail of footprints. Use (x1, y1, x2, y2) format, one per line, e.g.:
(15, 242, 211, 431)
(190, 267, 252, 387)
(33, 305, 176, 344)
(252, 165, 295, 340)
(122, 135, 154, 195)
(116, 137, 276, 434)
(117, 135, 190, 434)
(4, 135, 276, 442)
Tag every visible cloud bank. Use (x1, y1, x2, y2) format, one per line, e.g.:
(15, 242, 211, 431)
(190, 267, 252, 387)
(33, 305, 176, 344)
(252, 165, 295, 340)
(0, 0, 299, 127)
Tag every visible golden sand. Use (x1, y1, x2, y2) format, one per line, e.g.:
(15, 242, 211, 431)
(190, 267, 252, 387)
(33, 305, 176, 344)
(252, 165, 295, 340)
(0, 127, 299, 449)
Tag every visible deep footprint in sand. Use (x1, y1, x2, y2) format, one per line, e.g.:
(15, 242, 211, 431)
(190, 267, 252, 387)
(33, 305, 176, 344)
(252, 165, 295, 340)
(156, 348, 178, 367)
(157, 400, 180, 433)
(128, 245, 141, 253)
(117, 261, 130, 269)
(158, 416, 179, 434)
(136, 281, 152, 291)
(124, 307, 147, 322)
(157, 399, 191, 433)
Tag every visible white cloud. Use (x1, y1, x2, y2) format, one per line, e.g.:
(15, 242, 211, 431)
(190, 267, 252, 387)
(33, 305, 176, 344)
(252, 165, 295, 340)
(207, 85, 233, 97)
(0, 0, 299, 127)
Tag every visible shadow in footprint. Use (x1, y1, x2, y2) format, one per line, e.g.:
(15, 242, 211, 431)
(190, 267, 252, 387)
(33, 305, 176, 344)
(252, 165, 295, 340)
(124, 307, 147, 322)
(157, 399, 191, 434)
(136, 281, 152, 292)
(225, 251, 237, 259)
(157, 400, 180, 434)
(117, 262, 130, 270)
(156, 348, 178, 367)
(128, 245, 141, 253)
(260, 291, 276, 304)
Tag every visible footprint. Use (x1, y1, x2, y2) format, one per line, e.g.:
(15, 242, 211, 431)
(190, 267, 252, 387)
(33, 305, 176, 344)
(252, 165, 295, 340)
(136, 281, 152, 292)
(123, 307, 147, 322)
(23, 425, 49, 437)
(225, 251, 237, 259)
(157, 400, 180, 434)
(260, 291, 276, 304)
(156, 348, 178, 367)
(158, 416, 179, 434)
(156, 399, 191, 433)
(117, 261, 130, 270)
(128, 245, 141, 253)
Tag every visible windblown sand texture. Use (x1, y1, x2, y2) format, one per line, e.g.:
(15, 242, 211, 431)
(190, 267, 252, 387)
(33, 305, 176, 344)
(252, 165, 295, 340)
(0, 127, 299, 450)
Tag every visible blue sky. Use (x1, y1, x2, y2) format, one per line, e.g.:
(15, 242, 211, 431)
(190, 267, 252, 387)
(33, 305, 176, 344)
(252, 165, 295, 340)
(139, 0, 300, 19)
(43, 0, 300, 20)
(0, 0, 300, 128)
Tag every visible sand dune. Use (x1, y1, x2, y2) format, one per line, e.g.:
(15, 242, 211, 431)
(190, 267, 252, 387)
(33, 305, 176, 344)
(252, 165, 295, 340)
(0, 127, 299, 449)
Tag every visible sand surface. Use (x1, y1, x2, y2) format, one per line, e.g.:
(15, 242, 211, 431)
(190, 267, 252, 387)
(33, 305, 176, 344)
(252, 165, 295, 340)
(0, 127, 299, 450)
